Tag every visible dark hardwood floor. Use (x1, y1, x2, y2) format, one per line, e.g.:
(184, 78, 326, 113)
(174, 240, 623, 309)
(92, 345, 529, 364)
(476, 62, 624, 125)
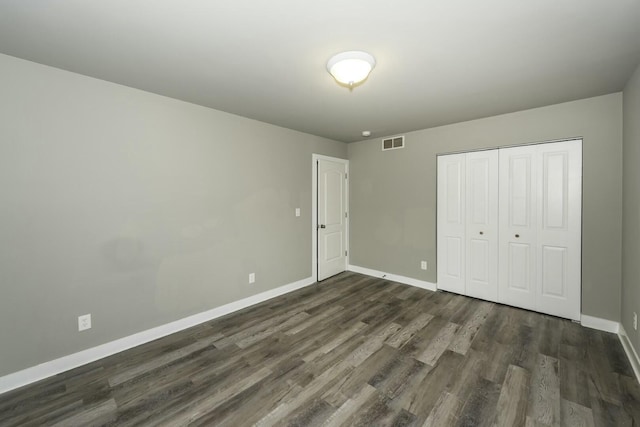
(1, 272, 639, 426)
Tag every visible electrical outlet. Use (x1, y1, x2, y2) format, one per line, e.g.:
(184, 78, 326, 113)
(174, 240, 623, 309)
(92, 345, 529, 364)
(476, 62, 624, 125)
(295, 208, 301, 217)
(249, 273, 255, 284)
(634, 312, 637, 331)
(421, 261, 428, 270)
(78, 314, 91, 332)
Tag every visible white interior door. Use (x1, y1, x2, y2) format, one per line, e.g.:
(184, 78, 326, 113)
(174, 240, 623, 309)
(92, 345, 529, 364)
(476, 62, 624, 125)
(437, 154, 466, 294)
(536, 140, 582, 320)
(318, 159, 347, 281)
(465, 150, 499, 302)
(438, 140, 582, 320)
(498, 140, 582, 320)
(498, 145, 538, 311)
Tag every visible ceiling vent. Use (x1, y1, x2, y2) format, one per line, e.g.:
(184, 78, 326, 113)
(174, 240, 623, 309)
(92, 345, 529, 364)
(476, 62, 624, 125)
(382, 136, 405, 151)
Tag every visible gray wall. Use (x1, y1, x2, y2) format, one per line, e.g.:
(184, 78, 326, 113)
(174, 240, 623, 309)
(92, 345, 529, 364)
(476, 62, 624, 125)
(622, 63, 640, 350)
(348, 93, 623, 322)
(0, 53, 346, 377)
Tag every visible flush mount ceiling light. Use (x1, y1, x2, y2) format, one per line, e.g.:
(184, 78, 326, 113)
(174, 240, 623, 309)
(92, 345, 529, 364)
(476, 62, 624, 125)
(326, 51, 376, 88)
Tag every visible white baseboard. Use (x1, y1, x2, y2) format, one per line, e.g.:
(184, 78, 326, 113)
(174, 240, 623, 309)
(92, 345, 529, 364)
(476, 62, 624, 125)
(580, 314, 620, 333)
(619, 324, 640, 383)
(0, 276, 315, 395)
(347, 265, 437, 291)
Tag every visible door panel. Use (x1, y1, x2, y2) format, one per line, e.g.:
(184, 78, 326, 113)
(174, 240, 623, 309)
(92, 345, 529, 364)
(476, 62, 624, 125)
(445, 236, 463, 279)
(325, 232, 344, 260)
(469, 239, 489, 282)
(541, 245, 566, 297)
(465, 150, 498, 301)
(536, 140, 581, 320)
(499, 146, 537, 311)
(324, 169, 344, 226)
(446, 163, 463, 223)
(437, 154, 466, 294)
(318, 159, 347, 281)
(542, 152, 568, 229)
(509, 156, 532, 227)
(508, 243, 532, 291)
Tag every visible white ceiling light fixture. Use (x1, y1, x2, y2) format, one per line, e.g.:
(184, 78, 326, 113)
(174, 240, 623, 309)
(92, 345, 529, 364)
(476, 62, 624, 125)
(327, 51, 376, 88)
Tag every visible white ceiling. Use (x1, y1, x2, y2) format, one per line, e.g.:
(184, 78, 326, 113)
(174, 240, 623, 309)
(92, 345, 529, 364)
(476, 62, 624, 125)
(1, 1, 639, 142)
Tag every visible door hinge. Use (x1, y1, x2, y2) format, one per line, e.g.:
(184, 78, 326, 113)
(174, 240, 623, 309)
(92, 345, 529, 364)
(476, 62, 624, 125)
(345, 212, 348, 218)
(345, 173, 348, 179)
(345, 250, 348, 256)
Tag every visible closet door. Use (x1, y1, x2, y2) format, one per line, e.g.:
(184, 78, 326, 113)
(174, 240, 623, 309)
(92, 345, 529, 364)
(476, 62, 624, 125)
(437, 154, 466, 294)
(465, 150, 499, 301)
(498, 139, 582, 320)
(536, 140, 582, 320)
(498, 146, 537, 311)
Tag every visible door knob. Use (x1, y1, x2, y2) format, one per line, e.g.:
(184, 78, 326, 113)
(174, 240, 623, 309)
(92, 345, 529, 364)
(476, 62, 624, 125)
(515, 234, 520, 238)
(479, 231, 484, 235)
(319, 224, 326, 229)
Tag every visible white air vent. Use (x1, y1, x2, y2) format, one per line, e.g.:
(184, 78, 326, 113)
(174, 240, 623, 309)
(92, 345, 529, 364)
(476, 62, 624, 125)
(382, 136, 404, 151)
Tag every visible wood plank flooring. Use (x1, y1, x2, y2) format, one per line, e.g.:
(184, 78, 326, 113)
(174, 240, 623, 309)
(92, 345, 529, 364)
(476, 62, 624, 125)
(1, 272, 639, 426)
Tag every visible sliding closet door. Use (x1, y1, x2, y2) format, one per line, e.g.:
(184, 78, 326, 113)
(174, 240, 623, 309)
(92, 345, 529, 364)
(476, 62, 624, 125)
(536, 140, 582, 320)
(465, 150, 499, 301)
(437, 154, 466, 294)
(498, 146, 538, 311)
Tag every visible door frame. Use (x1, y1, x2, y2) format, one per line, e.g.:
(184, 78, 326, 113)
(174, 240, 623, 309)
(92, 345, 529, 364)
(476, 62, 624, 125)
(312, 154, 349, 283)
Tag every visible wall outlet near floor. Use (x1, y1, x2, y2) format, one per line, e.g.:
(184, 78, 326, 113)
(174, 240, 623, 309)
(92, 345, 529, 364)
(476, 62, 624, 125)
(420, 261, 428, 271)
(295, 208, 301, 217)
(78, 314, 91, 332)
(249, 273, 256, 284)
(634, 312, 638, 331)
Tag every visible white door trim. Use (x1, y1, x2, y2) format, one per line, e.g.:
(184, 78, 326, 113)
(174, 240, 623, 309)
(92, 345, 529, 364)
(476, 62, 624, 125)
(312, 154, 349, 282)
